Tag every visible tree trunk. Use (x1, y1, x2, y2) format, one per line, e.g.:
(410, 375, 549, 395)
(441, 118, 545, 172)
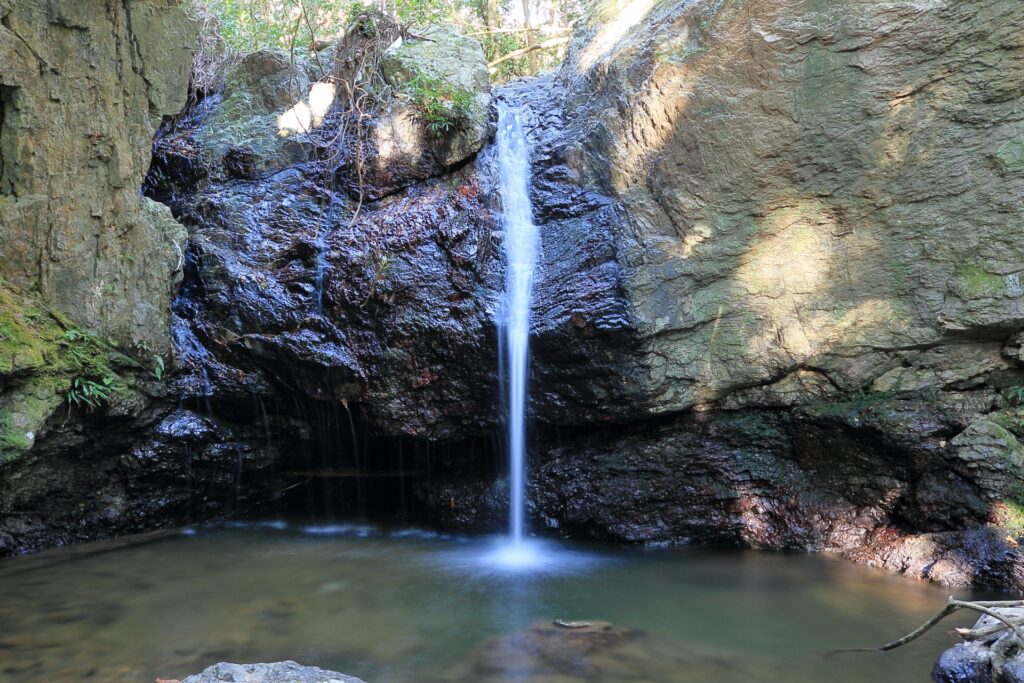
(522, 0, 537, 75)
(486, 0, 500, 30)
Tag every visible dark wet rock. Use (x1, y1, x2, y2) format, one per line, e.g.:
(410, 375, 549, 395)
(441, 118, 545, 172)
(848, 528, 1024, 591)
(0, 405, 285, 556)
(181, 661, 364, 683)
(933, 643, 994, 683)
(931, 606, 1024, 683)
(418, 392, 1024, 589)
(1004, 658, 1024, 683)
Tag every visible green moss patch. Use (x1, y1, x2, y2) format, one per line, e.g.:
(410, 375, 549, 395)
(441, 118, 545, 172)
(997, 137, 1024, 173)
(0, 280, 128, 463)
(952, 264, 1005, 298)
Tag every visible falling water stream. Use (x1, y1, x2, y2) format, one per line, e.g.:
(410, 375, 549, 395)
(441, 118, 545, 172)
(493, 102, 540, 566)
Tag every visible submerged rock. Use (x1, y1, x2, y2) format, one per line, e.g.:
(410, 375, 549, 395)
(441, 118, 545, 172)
(180, 661, 364, 683)
(453, 619, 758, 682)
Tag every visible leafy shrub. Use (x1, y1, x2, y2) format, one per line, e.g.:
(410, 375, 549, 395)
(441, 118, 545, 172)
(400, 70, 473, 137)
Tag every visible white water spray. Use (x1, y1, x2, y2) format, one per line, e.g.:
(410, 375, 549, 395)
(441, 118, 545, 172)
(497, 102, 538, 551)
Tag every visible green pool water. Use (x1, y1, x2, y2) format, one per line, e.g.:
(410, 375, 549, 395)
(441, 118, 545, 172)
(0, 522, 985, 682)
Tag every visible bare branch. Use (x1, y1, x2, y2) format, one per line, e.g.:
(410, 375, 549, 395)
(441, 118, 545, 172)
(487, 36, 570, 69)
(828, 597, 1024, 656)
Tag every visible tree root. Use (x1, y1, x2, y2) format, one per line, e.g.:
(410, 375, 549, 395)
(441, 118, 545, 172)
(828, 597, 1024, 655)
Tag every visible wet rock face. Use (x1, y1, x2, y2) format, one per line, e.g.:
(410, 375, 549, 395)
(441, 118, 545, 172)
(0, 405, 284, 556)
(146, 1, 1024, 591)
(417, 392, 1024, 590)
(164, 159, 501, 439)
(150, 25, 503, 440)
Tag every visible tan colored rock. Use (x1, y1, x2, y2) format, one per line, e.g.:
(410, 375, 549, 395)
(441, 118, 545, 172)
(0, 0, 195, 355)
(553, 0, 1024, 414)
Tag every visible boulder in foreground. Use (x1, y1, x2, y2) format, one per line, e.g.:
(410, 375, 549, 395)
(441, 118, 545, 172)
(179, 661, 365, 683)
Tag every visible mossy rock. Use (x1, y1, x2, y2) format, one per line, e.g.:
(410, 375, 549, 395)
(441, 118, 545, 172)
(377, 24, 493, 168)
(196, 50, 316, 177)
(0, 280, 130, 462)
(951, 264, 1006, 299)
(0, 286, 50, 376)
(997, 137, 1024, 173)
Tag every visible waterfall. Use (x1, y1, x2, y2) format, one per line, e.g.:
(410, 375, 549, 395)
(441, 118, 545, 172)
(496, 102, 539, 547)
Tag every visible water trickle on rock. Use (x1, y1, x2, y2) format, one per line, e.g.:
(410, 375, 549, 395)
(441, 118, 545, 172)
(496, 101, 540, 558)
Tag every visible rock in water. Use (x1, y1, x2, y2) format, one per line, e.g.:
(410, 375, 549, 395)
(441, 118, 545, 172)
(456, 620, 760, 681)
(933, 643, 995, 683)
(180, 661, 365, 683)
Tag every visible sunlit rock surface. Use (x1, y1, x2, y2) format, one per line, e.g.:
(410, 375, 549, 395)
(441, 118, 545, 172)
(543, 0, 1024, 417)
(180, 661, 364, 683)
(194, 50, 321, 178)
(420, 0, 1024, 589)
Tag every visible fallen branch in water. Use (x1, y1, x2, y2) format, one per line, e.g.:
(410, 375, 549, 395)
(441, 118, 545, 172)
(827, 597, 1024, 656)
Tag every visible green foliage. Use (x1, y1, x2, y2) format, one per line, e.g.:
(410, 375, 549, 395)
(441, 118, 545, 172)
(400, 69, 473, 136)
(66, 377, 114, 412)
(1006, 386, 1024, 407)
(152, 354, 166, 381)
(192, 0, 581, 84)
(196, 0, 324, 51)
(58, 326, 123, 413)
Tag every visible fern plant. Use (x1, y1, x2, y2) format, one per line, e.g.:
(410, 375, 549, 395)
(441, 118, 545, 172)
(67, 377, 114, 412)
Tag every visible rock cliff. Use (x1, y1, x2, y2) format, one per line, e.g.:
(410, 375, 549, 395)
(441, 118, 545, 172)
(0, 0, 200, 551)
(4, 0, 1024, 593)
(424, 0, 1024, 589)
(141, 0, 1024, 589)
